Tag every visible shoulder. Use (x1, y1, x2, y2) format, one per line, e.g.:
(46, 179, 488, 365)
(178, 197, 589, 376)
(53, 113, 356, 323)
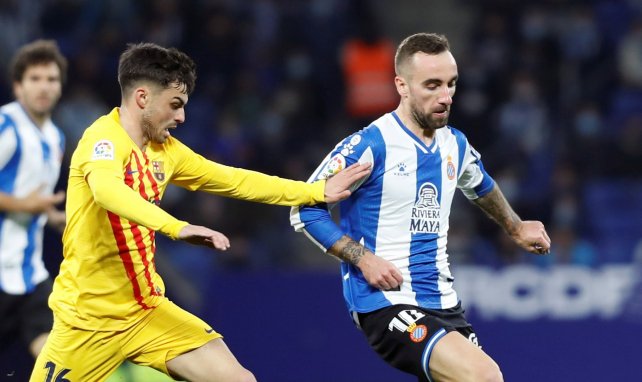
(0, 102, 21, 134)
(437, 125, 469, 147)
(159, 136, 192, 156)
(0, 112, 16, 135)
(358, 115, 395, 146)
(81, 111, 124, 144)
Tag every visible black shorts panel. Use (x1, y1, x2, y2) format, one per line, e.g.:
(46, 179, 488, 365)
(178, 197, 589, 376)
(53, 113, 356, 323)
(357, 303, 478, 381)
(0, 278, 54, 350)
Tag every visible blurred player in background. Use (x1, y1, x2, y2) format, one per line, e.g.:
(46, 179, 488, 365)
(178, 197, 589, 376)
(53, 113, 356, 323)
(0, 40, 67, 360)
(30, 42, 370, 382)
(291, 33, 551, 382)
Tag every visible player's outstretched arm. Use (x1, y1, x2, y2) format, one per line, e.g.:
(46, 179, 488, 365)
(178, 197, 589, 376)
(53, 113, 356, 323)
(0, 187, 65, 214)
(472, 184, 551, 254)
(177, 224, 230, 251)
(328, 235, 403, 290)
(323, 162, 372, 204)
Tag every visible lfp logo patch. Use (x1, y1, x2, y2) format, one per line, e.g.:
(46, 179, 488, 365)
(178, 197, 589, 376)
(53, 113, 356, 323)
(92, 140, 114, 160)
(319, 154, 346, 179)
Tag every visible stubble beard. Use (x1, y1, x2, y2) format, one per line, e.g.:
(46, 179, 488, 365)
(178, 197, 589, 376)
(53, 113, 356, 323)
(411, 104, 448, 131)
(142, 111, 165, 144)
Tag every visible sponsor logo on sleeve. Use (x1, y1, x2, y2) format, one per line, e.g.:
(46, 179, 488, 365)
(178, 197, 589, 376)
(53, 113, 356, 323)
(92, 140, 115, 160)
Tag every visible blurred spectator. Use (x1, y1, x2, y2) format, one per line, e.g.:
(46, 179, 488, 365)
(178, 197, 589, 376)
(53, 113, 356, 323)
(0, 0, 639, 272)
(340, 3, 397, 123)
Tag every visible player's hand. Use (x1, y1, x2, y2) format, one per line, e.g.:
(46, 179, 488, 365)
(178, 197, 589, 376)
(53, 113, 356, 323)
(46, 208, 66, 233)
(19, 186, 65, 214)
(510, 220, 551, 255)
(323, 162, 372, 203)
(178, 224, 231, 251)
(357, 251, 404, 291)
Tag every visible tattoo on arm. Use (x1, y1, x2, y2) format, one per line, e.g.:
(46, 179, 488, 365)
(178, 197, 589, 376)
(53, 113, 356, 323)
(328, 235, 366, 265)
(473, 185, 521, 235)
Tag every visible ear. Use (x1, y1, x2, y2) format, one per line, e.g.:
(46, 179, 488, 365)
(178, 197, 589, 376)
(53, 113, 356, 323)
(394, 75, 408, 98)
(12, 81, 22, 100)
(134, 87, 149, 110)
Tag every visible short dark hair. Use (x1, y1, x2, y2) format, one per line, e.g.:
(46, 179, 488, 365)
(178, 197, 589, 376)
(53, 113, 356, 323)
(394, 33, 450, 75)
(118, 42, 197, 96)
(9, 39, 68, 84)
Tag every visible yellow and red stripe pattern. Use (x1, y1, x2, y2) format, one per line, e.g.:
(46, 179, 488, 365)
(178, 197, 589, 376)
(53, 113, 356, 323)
(107, 150, 163, 310)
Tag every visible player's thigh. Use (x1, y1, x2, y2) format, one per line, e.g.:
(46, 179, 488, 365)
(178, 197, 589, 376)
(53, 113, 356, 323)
(359, 305, 453, 380)
(125, 300, 225, 378)
(167, 338, 255, 382)
(429, 331, 503, 382)
(29, 318, 124, 382)
(20, 280, 54, 354)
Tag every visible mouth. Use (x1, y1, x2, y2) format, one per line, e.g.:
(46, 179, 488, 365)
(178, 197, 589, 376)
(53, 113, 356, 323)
(433, 110, 449, 118)
(163, 125, 176, 138)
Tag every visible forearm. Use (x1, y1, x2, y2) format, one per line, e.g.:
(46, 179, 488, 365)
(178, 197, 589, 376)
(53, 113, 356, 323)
(472, 184, 522, 235)
(172, 157, 325, 206)
(0, 192, 25, 212)
(87, 169, 188, 239)
(196, 163, 326, 206)
(327, 235, 369, 265)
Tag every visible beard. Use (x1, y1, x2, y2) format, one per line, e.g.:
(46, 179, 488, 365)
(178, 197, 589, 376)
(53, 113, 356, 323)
(142, 111, 165, 144)
(411, 103, 449, 130)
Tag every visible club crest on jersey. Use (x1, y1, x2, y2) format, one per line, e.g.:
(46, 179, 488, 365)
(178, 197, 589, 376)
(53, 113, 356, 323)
(152, 160, 165, 181)
(92, 140, 114, 160)
(446, 156, 456, 180)
(319, 154, 346, 179)
(409, 323, 428, 343)
(410, 182, 440, 234)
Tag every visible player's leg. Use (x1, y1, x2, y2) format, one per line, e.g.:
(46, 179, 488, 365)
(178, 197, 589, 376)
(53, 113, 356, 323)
(28, 333, 49, 358)
(21, 279, 54, 358)
(29, 317, 124, 382)
(428, 331, 502, 382)
(126, 300, 255, 382)
(167, 338, 256, 382)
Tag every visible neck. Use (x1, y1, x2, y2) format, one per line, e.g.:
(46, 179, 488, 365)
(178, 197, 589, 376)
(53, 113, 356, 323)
(394, 105, 435, 145)
(19, 103, 48, 129)
(118, 105, 147, 150)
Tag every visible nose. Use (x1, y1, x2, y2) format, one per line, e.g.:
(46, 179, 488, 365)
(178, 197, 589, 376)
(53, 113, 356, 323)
(439, 86, 453, 105)
(175, 109, 185, 124)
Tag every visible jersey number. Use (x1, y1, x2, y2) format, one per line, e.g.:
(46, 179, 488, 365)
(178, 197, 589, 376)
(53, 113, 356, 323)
(388, 309, 426, 332)
(44, 361, 71, 382)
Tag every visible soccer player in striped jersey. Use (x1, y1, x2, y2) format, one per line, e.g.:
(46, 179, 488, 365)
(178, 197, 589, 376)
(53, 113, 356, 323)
(30, 43, 369, 382)
(291, 33, 551, 382)
(0, 40, 67, 359)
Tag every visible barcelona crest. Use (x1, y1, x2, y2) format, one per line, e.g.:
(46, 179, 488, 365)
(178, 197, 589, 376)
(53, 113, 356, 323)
(152, 160, 165, 182)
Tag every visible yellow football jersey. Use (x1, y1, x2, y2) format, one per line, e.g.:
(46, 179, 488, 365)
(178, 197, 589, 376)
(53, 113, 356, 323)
(50, 108, 325, 331)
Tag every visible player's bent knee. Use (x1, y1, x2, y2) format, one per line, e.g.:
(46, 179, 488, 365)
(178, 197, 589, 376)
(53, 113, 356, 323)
(474, 361, 503, 382)
(230, 369, 256, 382)
(457, 358, 502, 382)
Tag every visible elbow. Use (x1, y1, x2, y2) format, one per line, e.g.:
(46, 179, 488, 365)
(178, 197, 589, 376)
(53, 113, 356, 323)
(91, 186, 110, 210)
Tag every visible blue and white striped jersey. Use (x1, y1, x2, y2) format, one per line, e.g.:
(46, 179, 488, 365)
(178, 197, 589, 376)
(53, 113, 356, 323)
(0, 101, 65, 294)
(291, 111, 494, 313)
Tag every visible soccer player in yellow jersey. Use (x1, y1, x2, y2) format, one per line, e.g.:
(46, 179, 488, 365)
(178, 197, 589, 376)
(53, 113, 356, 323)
(30, 43, 370, 382)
